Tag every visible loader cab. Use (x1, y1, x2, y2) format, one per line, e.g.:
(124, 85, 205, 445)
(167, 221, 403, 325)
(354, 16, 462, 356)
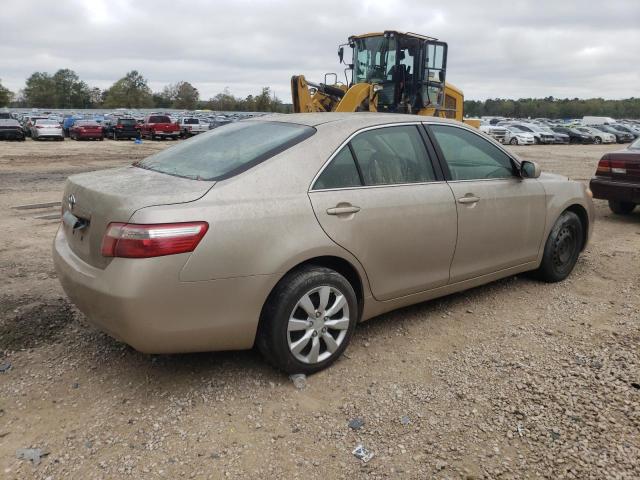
(348, 31, 448, 113)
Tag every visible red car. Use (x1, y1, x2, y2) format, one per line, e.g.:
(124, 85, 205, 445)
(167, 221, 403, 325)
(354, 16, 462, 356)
(590, 138, 640, 214)
(69, 120, 104, 141)
(140, 115, 180, 140)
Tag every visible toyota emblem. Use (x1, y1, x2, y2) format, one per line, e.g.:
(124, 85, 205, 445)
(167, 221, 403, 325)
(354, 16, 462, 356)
(67, 193, 76, 210)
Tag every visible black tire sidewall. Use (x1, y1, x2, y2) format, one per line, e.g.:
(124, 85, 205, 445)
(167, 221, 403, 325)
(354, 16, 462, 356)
(537, 211, 583, 282)
(258, 267, 358, 374)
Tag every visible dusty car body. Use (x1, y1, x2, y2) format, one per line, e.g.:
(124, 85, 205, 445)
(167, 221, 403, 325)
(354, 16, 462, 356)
(54, 113, 594, 373)
(70, 120, 104, 141)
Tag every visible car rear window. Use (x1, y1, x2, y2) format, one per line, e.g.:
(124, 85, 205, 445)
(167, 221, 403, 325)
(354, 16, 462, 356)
(183, 118, 199, 124)
(138, 121, 315, 181)
(149, 115, 171, 123)
(119, 118, 136, 125)
(75, 121, 98, 126)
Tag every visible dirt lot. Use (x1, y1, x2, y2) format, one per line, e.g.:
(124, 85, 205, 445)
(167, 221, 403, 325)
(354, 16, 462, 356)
(1, 138, 639, 479)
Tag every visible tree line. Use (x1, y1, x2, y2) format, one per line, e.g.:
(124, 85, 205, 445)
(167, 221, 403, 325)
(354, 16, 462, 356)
(464, 97, 640, 119)
(2, 72, 638, 118)
(0, 69, 289, 113)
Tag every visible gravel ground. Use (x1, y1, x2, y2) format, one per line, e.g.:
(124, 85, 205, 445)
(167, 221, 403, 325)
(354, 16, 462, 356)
(0, 138, 639, 479)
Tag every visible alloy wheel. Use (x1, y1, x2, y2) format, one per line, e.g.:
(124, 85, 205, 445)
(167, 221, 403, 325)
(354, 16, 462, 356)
(287, 285, 350, 364)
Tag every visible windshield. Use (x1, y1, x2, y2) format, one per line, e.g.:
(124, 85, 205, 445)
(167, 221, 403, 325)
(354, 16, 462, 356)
(353, 36, 396, 84)
(138, 121, 315, 181)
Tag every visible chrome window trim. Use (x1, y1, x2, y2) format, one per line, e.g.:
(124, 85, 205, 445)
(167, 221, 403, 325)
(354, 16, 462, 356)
(309, 122, 440, 192)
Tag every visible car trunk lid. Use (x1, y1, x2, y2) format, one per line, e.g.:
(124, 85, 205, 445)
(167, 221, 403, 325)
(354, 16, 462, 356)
(607, 151, 640, 181)
(61, 166, 215, 269)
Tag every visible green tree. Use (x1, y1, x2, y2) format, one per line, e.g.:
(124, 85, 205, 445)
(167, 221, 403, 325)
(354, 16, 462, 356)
(89, 87, 103, 108)
(172, 81, 199, 110)
(51, 69, 91, 108)
(23, 72, 55, 107)
(0, 79, 13, 107)
(103, 71, 153, 108)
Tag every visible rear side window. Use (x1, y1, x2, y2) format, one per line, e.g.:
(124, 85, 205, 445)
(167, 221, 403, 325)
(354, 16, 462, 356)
(149, 116, 170, 123)
(314, 147, 362, 190)
(350, 125, 436, 185)
(430, 125, 515, 180)
(139, 121, 315, 181)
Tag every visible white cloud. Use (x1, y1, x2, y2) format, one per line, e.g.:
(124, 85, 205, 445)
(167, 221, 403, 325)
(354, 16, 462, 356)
(0, 0, 638, 101)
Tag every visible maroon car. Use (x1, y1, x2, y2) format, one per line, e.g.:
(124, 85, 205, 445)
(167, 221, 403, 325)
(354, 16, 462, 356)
(69, 120, 104, 141)
(590, 138, 640, 214)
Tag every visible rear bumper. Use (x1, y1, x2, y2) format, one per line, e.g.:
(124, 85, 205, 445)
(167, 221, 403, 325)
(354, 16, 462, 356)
(35, 131, 64, 137)
(53, 227, 276, 353)
(590, 177, 640, 203)
(75, 132, 103, 138)
(113, 130, 139, 138)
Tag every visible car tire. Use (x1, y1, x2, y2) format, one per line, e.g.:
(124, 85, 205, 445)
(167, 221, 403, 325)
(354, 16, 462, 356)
(257, 266, 358, 374)
(608, 200, 636, 215)
(532, 211, 583, 283)
(593, 137, 602, 144)
(509, 137, 518, 145)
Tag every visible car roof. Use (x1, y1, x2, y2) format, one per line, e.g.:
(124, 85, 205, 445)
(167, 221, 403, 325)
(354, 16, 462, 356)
(252, 112, 464, 128)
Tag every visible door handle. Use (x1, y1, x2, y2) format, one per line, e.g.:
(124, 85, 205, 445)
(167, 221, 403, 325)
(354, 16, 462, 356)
(327, 205, 361, 215)
(457, 195, 480, 204)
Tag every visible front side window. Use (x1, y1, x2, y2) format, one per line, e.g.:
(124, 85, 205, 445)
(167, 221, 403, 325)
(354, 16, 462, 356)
(429, 125, 515, 181)
(139, 121, 315, 181)
(350, 125, 435, 185)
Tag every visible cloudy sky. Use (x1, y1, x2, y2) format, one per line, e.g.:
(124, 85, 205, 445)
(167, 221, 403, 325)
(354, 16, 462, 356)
(1, 0, 638, 102)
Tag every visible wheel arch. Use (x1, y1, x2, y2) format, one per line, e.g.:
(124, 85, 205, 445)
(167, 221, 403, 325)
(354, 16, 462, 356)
(255, 255, 366, 346)
(564, 203, 589, 251)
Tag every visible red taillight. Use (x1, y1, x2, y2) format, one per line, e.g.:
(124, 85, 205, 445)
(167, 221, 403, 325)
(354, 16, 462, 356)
(596, 157, 611, 176)
(116, 125, 123, 129)
(101, 222, 208, 258)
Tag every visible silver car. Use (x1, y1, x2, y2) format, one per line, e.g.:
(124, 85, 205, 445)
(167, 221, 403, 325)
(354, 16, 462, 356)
(54, 113, 594, 373)
(31, 118, 64, 140)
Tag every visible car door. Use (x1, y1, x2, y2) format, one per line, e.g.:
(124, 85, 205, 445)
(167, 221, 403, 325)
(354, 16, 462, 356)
(308, 124, 457, 301)
(426, 123, 547, 283)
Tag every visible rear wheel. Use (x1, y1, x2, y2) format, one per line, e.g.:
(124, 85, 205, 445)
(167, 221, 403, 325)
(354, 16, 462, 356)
(608, 200, 636, 215)
(257, 266, 358, 374)
(532, 211, 583, 283)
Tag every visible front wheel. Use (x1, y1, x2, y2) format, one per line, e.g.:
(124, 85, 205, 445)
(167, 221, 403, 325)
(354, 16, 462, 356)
(509, 137, 518, 145)
(532, 211, 583, 283)
(608, 200, 636, 215)
(593, 136, 602, 144)
(257, 266, 358, 374)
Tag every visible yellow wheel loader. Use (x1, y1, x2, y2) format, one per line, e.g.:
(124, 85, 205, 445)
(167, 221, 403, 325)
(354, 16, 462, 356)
(292, 31, 477, 126)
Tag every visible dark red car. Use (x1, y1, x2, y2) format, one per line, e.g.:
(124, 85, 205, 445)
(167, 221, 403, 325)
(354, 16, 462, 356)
(69, 120, 104, 141)
(590, 138, 640, 214)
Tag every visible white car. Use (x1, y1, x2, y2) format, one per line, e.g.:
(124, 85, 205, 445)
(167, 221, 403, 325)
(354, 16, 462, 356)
(31, 119, 64, 141)
(575, 126, 615, 144)
(479, 123, 507, 143)
(503, 126, 535, 145)
(178, 117, 210, 137)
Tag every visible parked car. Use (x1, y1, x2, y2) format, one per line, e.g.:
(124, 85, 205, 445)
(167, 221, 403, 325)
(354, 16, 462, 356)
(178, 117, 209, 137)
(575, 126, 615, 144)
(541, 126, 570, 144)
(503, 126, 535, 145)
(31, 118, 64, 141)
(104, 117, 140, 140)
(0, 112, 12, 120)
(592, 125, 634, 143)
(551, 126, 595, 144)
(510, 123, 556, 144)
(69, 120, 104, 141)
(22, 115, 48, 137)
(479, 123, 507, 143)
(590, 137, 640, 214)
(610, 124, 639, 139)
(0, 119, 26, 141)
(54, 113, 594, 373)
(62, 115, 83, 137)
(140, 115, 180, 140)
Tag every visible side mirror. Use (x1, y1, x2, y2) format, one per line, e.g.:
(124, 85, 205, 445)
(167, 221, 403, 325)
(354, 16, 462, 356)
(521, 160, 541, 179)
(338, 46, 344, 64)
